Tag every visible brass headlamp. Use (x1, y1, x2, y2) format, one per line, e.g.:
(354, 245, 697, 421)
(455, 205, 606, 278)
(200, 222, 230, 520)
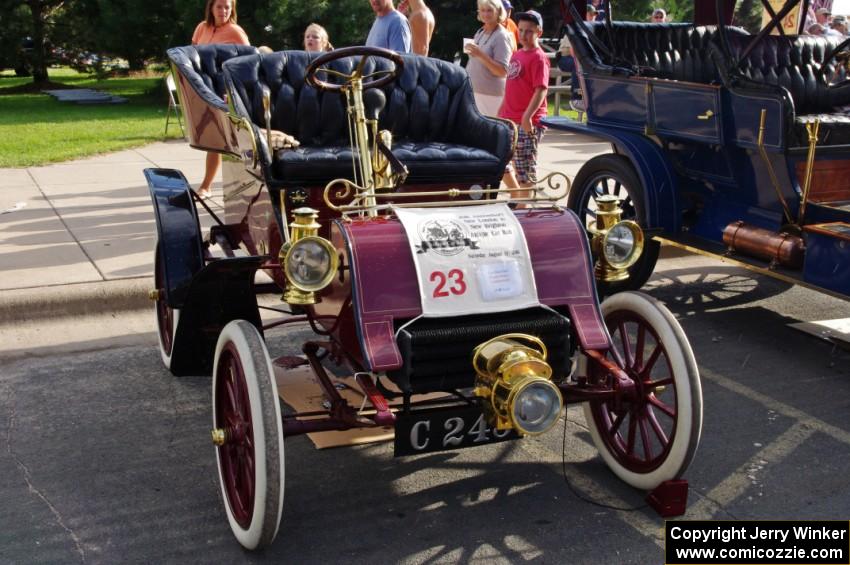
(472, 334, 563, 436)
(280, 207, 338, 305)
(590, 195, 645, 282)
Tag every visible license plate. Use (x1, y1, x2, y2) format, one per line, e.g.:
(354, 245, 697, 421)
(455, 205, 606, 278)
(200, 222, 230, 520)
(394, 405, 519, 456)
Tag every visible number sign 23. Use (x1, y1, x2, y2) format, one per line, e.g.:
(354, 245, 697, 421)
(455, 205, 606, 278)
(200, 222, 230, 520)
(430, 269, 467, 298)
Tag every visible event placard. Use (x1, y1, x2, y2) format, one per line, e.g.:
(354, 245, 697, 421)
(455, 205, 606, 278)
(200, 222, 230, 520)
(394, 204, 540, 317)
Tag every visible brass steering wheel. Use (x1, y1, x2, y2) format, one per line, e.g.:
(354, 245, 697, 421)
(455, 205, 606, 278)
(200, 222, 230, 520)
(305, 46, 404, 92)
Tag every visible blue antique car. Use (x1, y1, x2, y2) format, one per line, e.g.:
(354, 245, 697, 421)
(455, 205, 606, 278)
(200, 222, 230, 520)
(546, 0, 850, 298)
(147, 45, 702, 549)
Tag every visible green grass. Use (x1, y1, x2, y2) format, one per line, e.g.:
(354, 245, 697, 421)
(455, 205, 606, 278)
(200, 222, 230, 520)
(0, 68, 183, 168)
(547, 99, 580, 121)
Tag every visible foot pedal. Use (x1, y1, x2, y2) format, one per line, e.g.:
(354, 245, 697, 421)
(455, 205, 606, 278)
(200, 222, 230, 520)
(646, 479, 688, 517)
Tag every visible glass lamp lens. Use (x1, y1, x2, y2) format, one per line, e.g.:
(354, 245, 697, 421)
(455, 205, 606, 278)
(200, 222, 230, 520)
(289, 239, 331, 287)
(512, 382, 561, 434)
(604, 224, 636, 264)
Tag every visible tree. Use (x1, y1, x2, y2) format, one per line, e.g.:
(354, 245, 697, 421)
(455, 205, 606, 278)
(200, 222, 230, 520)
(0, 0, 67, 83)
(0, 4, 31, 74)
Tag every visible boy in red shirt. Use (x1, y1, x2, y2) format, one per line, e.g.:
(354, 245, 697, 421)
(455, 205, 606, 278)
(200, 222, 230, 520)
(499, 10, 549, 202)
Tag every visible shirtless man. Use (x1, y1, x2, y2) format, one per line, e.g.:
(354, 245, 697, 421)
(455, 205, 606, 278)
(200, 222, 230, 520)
(399, 0, 435, 55)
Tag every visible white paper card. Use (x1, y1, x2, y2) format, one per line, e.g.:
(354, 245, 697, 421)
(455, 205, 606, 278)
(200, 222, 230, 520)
(394, 204, 540, 317)
(477, 260, 524, 301)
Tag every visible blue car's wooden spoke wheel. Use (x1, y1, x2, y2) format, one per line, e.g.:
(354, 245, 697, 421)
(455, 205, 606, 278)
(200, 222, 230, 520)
(584, 292, 702, 490)
(212, 320, 285, 550)
(569, 155, 660, 292)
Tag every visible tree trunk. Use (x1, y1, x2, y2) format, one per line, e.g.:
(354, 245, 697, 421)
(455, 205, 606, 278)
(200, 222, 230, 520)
(27, 0, 49, 83)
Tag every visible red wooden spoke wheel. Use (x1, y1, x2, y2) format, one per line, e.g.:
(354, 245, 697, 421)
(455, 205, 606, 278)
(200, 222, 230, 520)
(212, 320, 285, 550)
(154, 244, 180, 371)
(215, 343, 256, 528)
(584, 292, 703, 490)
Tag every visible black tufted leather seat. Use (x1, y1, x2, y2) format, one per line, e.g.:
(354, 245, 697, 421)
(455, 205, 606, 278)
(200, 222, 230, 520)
(565, 21, 748, 83)
(588, 22, 728, 83)
(722, 34, 850, 146)
(567, 20, 850, 147)
(167, 44, 260, 111)
(222, 51, 513, 187)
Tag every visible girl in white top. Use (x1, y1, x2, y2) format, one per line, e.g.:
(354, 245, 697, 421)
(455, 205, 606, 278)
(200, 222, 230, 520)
(464, 0, 513, 117)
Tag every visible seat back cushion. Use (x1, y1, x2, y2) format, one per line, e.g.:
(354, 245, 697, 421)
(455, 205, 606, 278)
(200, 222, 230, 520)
(224, 51, 472, 146)
(167, 44, 259, 109)
(725, 33, 850, 114)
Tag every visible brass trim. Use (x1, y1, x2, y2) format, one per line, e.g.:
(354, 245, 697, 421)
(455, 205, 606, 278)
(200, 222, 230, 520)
(756, 108, 794, 225)
(211, 428, 226, 446)
(696, 110, 714, 120)
(322, 172, 571, 215)
(798, 119, 821, 225)
(472, 333, 549, 378)
(262, 88, 272, 158)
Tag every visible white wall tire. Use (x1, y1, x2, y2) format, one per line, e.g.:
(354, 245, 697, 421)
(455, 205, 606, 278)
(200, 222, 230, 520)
(154, 244, 181, 371)
(212, 320, 285, 550)
(583, 291, 702, 490)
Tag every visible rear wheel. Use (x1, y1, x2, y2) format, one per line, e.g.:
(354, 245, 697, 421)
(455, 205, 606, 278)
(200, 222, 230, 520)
(583, 291, 702, 490)
(154, 244, 181, 372)
(212, 320, 284, 550)
(568, 154, 660, 293)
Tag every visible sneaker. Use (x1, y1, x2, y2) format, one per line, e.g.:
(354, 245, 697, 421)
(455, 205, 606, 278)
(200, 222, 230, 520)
(196, 188, 212, 199)
(570, 98, 586, 112)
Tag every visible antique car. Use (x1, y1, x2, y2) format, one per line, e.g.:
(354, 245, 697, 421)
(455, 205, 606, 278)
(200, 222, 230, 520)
(547, 0, 850, 299)
(147, 44, 703, 549)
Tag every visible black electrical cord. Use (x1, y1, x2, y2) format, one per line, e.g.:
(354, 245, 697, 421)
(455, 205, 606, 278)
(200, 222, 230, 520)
(560, 408, 648, 512)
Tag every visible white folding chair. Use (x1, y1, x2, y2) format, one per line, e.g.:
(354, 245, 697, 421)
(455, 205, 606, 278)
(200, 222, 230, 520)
(165, 73, 186, 139)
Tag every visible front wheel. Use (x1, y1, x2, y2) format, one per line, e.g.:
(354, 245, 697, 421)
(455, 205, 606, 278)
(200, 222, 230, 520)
(583, 291, 702, 490)
(212, 320, 285, 550)
(569, 154, 660, 293)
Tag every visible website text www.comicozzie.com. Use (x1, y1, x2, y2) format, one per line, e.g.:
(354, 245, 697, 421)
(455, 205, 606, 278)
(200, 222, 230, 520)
(665, 520, 850, 565)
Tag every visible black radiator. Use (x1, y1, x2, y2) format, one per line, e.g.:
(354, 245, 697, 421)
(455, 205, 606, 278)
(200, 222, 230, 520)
(387, 308, 573, 394)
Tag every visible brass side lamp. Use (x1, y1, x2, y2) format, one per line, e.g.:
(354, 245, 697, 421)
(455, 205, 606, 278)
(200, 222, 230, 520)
(590, 195, 645, 282)
(279, 207, 338, 305)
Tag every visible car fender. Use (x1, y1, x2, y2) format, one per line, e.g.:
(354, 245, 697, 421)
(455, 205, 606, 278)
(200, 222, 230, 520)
(542, 117, 681, 232)
(170, 255, 265, 375)
(145, 168, 205, 308)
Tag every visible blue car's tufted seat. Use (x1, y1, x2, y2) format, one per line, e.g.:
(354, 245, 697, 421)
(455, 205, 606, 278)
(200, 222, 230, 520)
(721, 33, 850, 146)
(565, 21, 747, 83)
(222, 51, 514, 187)
(167, 44, 260, 110)
(566, 20, 850, 147)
